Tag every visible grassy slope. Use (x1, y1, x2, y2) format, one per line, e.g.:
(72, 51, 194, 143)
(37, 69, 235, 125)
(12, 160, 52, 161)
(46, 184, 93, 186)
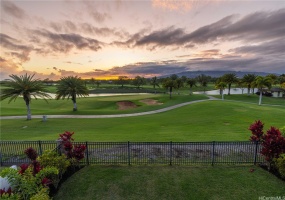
(1, 101, 284, 141)
(214, 94, 285, 106)
(54, 165, 285, 200)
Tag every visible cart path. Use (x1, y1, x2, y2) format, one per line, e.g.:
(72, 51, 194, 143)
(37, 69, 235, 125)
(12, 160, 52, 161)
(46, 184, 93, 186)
(0, 97, 219, 119)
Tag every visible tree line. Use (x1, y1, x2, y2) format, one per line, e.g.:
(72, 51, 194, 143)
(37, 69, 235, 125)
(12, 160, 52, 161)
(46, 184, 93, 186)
(1, 73, 284, 120)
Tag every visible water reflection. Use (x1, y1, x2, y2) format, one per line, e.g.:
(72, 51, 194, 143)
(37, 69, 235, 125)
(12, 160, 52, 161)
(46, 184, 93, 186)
(194, 88, 257, 95)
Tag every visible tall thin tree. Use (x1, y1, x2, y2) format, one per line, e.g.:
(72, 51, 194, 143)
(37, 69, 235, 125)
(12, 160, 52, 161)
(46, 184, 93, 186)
(55, 76, 89, 111)
(0, 74, 51, 120)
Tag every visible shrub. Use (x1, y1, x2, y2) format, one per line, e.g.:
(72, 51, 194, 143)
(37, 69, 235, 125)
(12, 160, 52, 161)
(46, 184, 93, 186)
(30, 188, 50, 200)
(275, 154, 285, 178)
(249, 121, 285, 169)
(37, 150, 70, 188)
(0, 166, 58, 200)
(58, 131, 86, 165)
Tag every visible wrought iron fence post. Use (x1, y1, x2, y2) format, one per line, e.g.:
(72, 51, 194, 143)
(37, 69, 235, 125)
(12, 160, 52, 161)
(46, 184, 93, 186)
(211, 141, 215, 166)
(254, 141, 258, 165)
(128, 141, 131, 166)
(38, 140, 43, 155)
(169, 141, 173, 166)
(85, 142, 89, 165)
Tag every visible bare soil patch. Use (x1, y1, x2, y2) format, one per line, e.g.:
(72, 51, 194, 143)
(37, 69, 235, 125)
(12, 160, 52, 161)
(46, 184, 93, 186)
(139, 99, 163, 105)
(117, 101, 138, 110)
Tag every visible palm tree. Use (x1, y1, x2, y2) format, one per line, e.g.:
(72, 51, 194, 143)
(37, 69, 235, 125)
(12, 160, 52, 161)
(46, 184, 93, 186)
(150, 76, 160, 93)
(197, 74, 208, 93)
(186, 78, 197, 95)
(215, 81, 227, 100)
(242, 74, 256, 96)
(254, 76, 272, 105)
(162, 78, 178, 99)
(55, 76, 89, 111)
(0, 74, 51, 120)
(222, 73, 238, 95)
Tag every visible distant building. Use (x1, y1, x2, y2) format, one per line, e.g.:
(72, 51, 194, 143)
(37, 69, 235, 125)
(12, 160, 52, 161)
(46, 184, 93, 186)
(263, 88, 285, 98)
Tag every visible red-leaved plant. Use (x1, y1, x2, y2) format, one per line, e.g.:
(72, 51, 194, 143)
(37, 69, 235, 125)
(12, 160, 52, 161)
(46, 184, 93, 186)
(249, 120, 285, 168)
(0, 187, 12, 198)
(58, 131, 86, 162)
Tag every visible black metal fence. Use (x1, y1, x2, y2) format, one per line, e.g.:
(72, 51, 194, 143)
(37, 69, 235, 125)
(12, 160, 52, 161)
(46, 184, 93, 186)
(0, 141, 264, 166)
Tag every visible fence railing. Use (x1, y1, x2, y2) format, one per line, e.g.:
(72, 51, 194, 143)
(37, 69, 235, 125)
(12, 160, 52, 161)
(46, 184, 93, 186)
(0, 141, 264, 166)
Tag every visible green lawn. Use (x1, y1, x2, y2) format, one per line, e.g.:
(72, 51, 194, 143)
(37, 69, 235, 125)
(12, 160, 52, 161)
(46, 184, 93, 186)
(54, 165, 285, 200)
(0, 94, 207, 116)
(1, 101, 284, 141)
(213, 94, 285, 106)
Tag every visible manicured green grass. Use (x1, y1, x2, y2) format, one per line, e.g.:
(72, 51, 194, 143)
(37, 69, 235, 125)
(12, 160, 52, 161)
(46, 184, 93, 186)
(213, 94, 285, 106)
(43, 83, 217, 95)
(0, 94, 207, 116)
(1, 101, 284, 141)
(54, 165, 285, 200)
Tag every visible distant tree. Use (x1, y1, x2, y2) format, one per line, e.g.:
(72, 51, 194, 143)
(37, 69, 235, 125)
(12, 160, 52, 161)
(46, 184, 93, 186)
(254, 76, 272, 105)
(278, 74, 285, 85)
(215, 81, 227, 100)
(222, 73, 238, 95)
(242, 74, 257, 96)
(56, 76, 89, 111)
(117, 76, 129, 88)
(162, 78, 178, 99)
(266, 74, 278, 85)
(0, 74, 51, 120)
(236, 79, 246, 94)
(150, 76, 160, 93)
(132, 76, 146, 89)
(170, 74, 178, 80)
(186, 78, 197, 95)
(196, 74, 209, 93)
(176, 78, 184, 94)
(90, 78, 96, 87)
(95, 80, 101, 88)
(181, 76, 188, 84)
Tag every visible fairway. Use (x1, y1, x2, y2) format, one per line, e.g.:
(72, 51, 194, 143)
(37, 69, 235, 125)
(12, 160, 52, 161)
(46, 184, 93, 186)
(1, 100, 284, 141)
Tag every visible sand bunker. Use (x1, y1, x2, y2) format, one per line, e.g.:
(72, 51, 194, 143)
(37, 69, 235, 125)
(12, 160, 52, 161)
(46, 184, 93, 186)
(117, 101, 138, 110)
(139, 99, 163, 105)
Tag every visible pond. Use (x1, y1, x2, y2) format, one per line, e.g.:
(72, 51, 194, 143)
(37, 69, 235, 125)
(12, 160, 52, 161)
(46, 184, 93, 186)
(194, 88, 257, 95)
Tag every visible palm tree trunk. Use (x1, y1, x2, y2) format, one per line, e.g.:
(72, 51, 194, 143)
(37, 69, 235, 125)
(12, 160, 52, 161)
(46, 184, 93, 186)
(189, 88, 192, 95)
(169, 87, 172, 99)
(26, 102, 31, 120)
(258, 90, 262, 105)
(247, 86, 250, 96)
(228, 84, 231, 95)
(222, 90, 224, 100)
(72, 95, 77, 111)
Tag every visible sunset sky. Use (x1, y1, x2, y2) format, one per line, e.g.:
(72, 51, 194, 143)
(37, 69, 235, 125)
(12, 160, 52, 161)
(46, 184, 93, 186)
(1, 0, 285, 80)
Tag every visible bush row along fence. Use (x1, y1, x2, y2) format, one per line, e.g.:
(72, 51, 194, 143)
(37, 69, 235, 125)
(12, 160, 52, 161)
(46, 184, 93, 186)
(0, 141, 264, 166)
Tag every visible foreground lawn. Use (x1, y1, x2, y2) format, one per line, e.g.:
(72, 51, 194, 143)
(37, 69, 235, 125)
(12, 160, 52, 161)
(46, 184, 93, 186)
(54, 165, 285, 200)
(1, 101, 284, 141)
(0, 94, 207, 116)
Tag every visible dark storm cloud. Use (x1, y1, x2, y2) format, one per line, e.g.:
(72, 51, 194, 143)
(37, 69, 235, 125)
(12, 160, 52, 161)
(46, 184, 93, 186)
(230, 39, 285, 57)
(2, 1, 26, 19)
(133, 9, 285, 48)
(31, 29, 103, 53)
